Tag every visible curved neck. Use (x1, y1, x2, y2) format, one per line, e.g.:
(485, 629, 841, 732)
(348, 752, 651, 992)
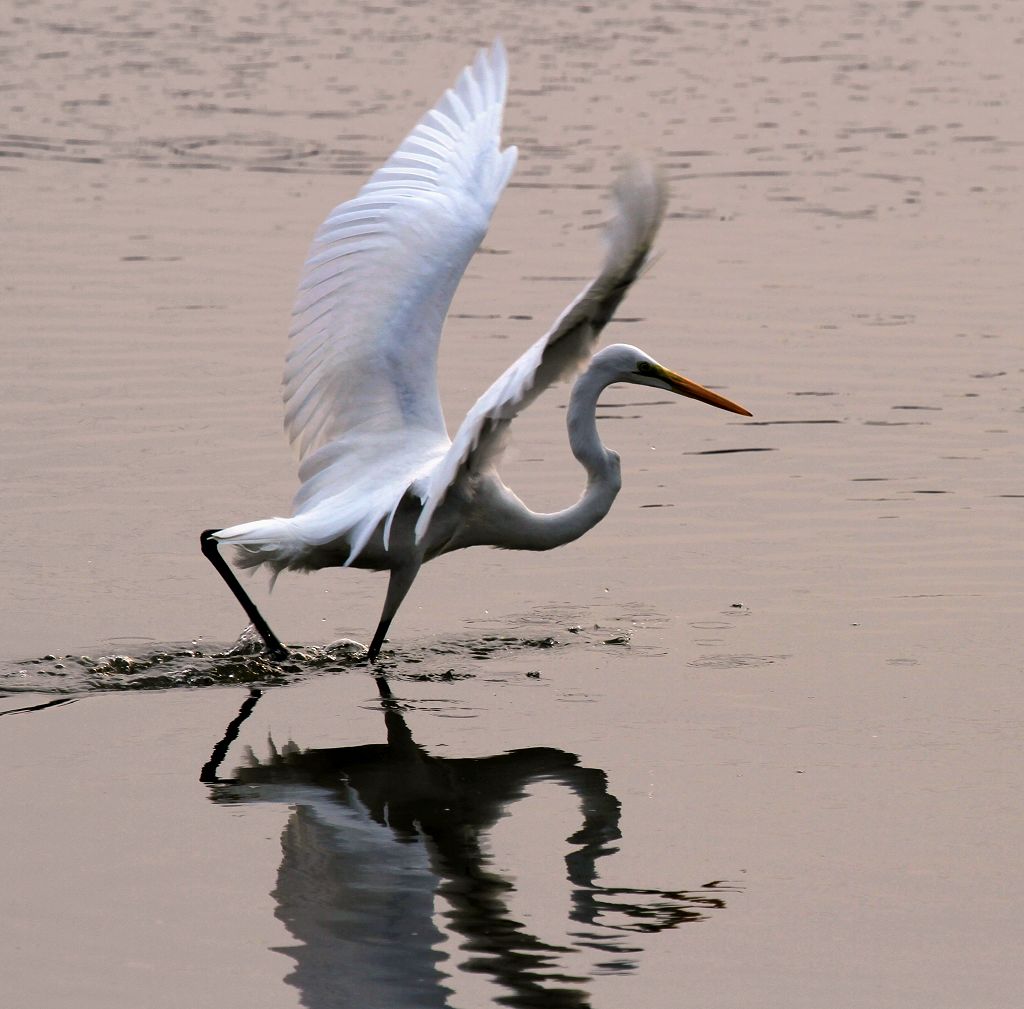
(490, 365, 622, 551)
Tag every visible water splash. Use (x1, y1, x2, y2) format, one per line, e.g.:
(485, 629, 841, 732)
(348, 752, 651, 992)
(1, 614, 645, 695)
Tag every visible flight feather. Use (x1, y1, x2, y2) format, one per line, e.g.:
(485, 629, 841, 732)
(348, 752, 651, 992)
(283, 40, 517, 488)
(415, 163, 668, 541)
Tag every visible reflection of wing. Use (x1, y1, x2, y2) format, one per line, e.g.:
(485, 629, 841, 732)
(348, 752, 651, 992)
(283, 40, 517, 470)
(276, 796, 449, 1009)
(415, 164, 667, 541)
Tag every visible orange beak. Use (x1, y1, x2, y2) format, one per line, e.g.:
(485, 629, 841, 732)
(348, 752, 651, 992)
(656, 365, 752, 417)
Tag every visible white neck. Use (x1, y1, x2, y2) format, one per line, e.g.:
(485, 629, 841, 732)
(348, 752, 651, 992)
(486, 363, 622, 551)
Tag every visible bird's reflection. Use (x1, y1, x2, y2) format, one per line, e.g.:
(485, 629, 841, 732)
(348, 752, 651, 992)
(204, 690, 729, 1008)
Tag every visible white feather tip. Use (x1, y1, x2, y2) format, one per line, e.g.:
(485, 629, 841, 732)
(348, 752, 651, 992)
(605, 162, 668, 263)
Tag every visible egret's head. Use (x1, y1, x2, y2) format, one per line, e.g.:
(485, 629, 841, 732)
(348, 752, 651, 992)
(597, 344, 751, 417)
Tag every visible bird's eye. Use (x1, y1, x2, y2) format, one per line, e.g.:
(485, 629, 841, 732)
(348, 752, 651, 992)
(635, 360, 653, 375)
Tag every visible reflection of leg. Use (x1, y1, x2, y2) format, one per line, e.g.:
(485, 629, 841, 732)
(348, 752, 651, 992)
(200, 688, 263, 783)
(201, 529, 289, 661)
(0, 697, 78, 718)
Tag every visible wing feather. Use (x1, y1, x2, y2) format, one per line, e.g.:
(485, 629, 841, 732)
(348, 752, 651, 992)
(414, 163, 668, 542)
(283, 40, 517, 480)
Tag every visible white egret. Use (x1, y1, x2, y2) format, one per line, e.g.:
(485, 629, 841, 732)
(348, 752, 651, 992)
(201, 40, 751, 663)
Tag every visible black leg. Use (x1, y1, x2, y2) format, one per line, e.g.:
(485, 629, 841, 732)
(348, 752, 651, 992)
(365, 563, 420, 664)
(367, 617, 391, 664)
(370, 621, 393, 698)
(201, 529, 289, 661)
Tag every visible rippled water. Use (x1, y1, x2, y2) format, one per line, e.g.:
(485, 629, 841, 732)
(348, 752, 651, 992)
(3, 608, 653, 693)
(2, 2, 1022, 1008)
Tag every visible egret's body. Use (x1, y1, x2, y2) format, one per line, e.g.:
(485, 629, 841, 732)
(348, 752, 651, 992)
(202, 41, 750, 662)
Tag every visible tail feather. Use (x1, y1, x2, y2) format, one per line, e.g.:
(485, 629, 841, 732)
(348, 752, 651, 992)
(213, 517, 306, 578)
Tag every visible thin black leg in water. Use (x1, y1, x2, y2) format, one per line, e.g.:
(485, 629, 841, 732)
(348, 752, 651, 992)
(367, 617, 391, 664)
(369, 622, 393, 699)
(200, 529, 289, 661)
(365, 563, 420, 665)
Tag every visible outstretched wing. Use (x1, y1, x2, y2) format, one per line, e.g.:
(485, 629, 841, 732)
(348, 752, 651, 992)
(414, 164, 668, 542)
(284, 40, 518, 519)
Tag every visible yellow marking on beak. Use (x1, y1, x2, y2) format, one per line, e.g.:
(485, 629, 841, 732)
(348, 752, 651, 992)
(657, 365, 752, 417)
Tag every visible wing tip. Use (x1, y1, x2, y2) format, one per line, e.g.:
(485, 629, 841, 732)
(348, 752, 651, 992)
(604, 160, 669, 267)
(458, 37, 510, 112)
(613, 160, 669, 226)
(490, 37, 508, 90)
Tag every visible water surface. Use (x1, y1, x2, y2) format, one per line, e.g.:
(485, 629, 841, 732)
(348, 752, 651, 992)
(2, 2, 1022, 1007)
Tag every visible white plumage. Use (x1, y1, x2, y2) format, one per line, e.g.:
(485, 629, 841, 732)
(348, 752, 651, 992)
(206, 40, 750, 661)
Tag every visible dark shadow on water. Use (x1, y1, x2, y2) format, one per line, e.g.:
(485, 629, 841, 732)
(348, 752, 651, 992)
(203, 691, 733, 1009)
